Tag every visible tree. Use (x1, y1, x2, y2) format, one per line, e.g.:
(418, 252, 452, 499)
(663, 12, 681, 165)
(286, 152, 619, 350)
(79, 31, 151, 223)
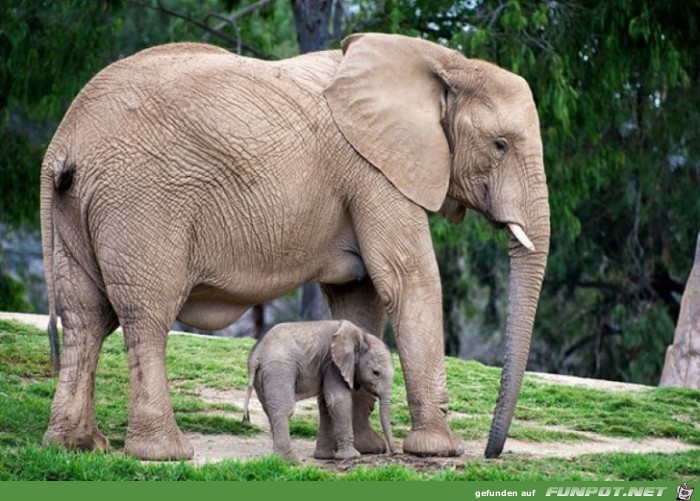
(291, 0, 343, 53)
(349, 0, 700, 383)
(3, 0, 698, 385)
(1, 1, 126, 309)
(289, 0, 343, 322)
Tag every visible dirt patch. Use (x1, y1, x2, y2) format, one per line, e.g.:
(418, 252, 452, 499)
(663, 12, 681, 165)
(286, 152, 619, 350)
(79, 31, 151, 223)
(189, 387, 321, 466)
(188, 386, 698, 470)
(187, 430, 698, 470)
(529, 371, 653, 392)
(194, 386, 320, 430)
(187, 429, 698, 470)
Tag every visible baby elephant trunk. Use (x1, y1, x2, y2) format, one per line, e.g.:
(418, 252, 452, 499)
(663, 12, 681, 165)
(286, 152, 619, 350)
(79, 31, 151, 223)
(379, 395, 394, 455)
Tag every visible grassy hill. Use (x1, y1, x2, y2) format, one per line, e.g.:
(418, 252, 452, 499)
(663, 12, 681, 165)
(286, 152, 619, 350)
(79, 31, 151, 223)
(0, 319, 698, 480)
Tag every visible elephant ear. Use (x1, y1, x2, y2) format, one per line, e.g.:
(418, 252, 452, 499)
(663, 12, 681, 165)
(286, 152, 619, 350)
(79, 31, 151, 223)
(324, 33, 453, 212)
(331, 321, 364, 388)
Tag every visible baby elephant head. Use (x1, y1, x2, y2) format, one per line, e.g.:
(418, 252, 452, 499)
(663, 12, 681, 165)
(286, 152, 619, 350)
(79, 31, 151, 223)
(331, 321, 395, 454)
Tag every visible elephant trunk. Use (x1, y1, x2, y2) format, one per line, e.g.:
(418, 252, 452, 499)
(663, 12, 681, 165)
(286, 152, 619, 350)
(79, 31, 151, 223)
(485, 173, 550, 459)
(379, 395, 395, 455)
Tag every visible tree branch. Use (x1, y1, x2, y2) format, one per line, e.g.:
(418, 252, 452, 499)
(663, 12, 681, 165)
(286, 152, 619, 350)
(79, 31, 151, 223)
(205, 12, 242, 54)
(125, 0, 277, 60)
(204, 0, 274, 38)
(559, 321, 621, 372)
(331, 0, 345, 43)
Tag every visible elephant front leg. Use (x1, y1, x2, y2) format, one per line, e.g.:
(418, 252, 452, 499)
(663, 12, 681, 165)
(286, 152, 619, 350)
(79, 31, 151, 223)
(387, 275, 464, 457)
(322, 376, 360, 460)
(322, 278, 386, 454)
(121, 323, 193, 460)
(351, 198, 463, 457)
(313, 395, 336, 459)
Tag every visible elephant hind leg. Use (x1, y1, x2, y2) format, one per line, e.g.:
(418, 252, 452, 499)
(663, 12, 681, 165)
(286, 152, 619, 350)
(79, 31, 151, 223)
(107, 281, 193, 461)
(43, 245, 118, 453)
(121, 325, 193, 461)
(258, 365, 297, 461)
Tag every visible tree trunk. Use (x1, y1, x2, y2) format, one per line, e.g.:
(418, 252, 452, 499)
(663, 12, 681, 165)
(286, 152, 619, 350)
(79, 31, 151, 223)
(659, 231, 700, 389)
(300, 282, 331, 321)
(291, 0, 333, 53)
(252, 304, 265, 340)
(293, 1, 338, 322)
(437, 244, 462, 357)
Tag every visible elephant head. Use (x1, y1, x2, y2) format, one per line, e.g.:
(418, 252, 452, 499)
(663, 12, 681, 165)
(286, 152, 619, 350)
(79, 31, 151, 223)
(325, 33, 550, 458)
(331, 321, 395, 455)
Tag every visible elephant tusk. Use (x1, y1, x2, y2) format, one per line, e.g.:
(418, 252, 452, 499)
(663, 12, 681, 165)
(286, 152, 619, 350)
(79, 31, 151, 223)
(508, 223, 535, 251)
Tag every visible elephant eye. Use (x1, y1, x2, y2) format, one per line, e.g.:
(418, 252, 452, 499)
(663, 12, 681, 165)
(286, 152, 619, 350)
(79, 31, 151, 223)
(372, 368, 381, 376)
(494, 138, 509, 154)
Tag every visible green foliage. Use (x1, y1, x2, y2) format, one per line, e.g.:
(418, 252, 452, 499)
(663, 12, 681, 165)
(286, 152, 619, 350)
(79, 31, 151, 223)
(0, 272, 30, 311)
(352, 1, 700, 384)
(0, 0, 124, 228)
(1, 1, 125, 309)
(119, 0, 297, 59)
(0, 0, 297, 312)
(2, 1, 698, 385)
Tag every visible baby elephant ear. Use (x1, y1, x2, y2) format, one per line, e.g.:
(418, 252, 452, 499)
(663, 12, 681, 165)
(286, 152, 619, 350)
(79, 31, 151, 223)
(331, 321, 364, 388)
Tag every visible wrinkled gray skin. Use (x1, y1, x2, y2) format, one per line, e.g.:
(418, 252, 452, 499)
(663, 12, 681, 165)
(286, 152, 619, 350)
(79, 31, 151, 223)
(242, 320, 395, 460)
(41, 33, 550, 460)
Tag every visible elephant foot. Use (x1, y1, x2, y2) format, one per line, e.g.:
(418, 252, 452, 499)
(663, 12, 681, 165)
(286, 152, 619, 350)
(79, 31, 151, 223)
(275, 450, 299, 463)
(124, 426, 194, 461)
(353, 426, 386, 454)
(403, 428, 464, 457)
(313, 443, 336, 459)
(43, 426, 110, 452)
(335, 446, 361, 460)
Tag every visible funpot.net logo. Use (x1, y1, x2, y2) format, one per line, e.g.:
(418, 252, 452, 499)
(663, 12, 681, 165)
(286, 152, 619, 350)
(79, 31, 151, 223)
(545, 486, 669, 497)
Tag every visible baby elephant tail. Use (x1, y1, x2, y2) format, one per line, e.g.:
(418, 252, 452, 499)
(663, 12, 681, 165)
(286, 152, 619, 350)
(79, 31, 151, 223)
(242, 383, 253, 423)
(242, 353, 259, 423)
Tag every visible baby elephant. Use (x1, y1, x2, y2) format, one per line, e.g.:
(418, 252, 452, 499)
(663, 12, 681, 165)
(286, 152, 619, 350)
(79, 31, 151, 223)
(243, 320, 395, 460)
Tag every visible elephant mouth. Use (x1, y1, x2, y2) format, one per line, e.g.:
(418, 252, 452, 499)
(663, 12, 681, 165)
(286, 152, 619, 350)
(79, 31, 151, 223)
(506, 223, 535, 251)
(490, 219, 536, 252)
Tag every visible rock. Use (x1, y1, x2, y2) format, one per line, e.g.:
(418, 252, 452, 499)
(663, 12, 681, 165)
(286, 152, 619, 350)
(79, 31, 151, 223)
(660, 231, 700, 389)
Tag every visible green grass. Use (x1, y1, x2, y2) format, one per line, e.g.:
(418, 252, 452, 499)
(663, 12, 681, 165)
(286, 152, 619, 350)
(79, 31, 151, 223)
(1, 446, 697, 481)
(1, 318, 698, 480)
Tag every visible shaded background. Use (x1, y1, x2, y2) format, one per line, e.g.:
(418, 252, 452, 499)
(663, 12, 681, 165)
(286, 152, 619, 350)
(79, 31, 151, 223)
(1, 0, 698, 385)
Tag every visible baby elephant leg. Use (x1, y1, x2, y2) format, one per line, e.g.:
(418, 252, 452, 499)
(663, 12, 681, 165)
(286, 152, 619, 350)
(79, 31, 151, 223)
(313, 395, 337, 459)
(259, 365, 297, 461)
(323, 384, 360, 460)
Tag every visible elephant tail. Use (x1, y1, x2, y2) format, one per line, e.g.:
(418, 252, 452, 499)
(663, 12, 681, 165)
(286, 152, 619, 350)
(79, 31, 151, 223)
(242, 352, 260, 423)
(40, 155, 74, 375)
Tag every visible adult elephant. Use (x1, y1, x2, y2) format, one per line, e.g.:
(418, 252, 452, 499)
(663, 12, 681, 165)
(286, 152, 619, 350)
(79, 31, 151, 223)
(41, 33, 549, 460)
